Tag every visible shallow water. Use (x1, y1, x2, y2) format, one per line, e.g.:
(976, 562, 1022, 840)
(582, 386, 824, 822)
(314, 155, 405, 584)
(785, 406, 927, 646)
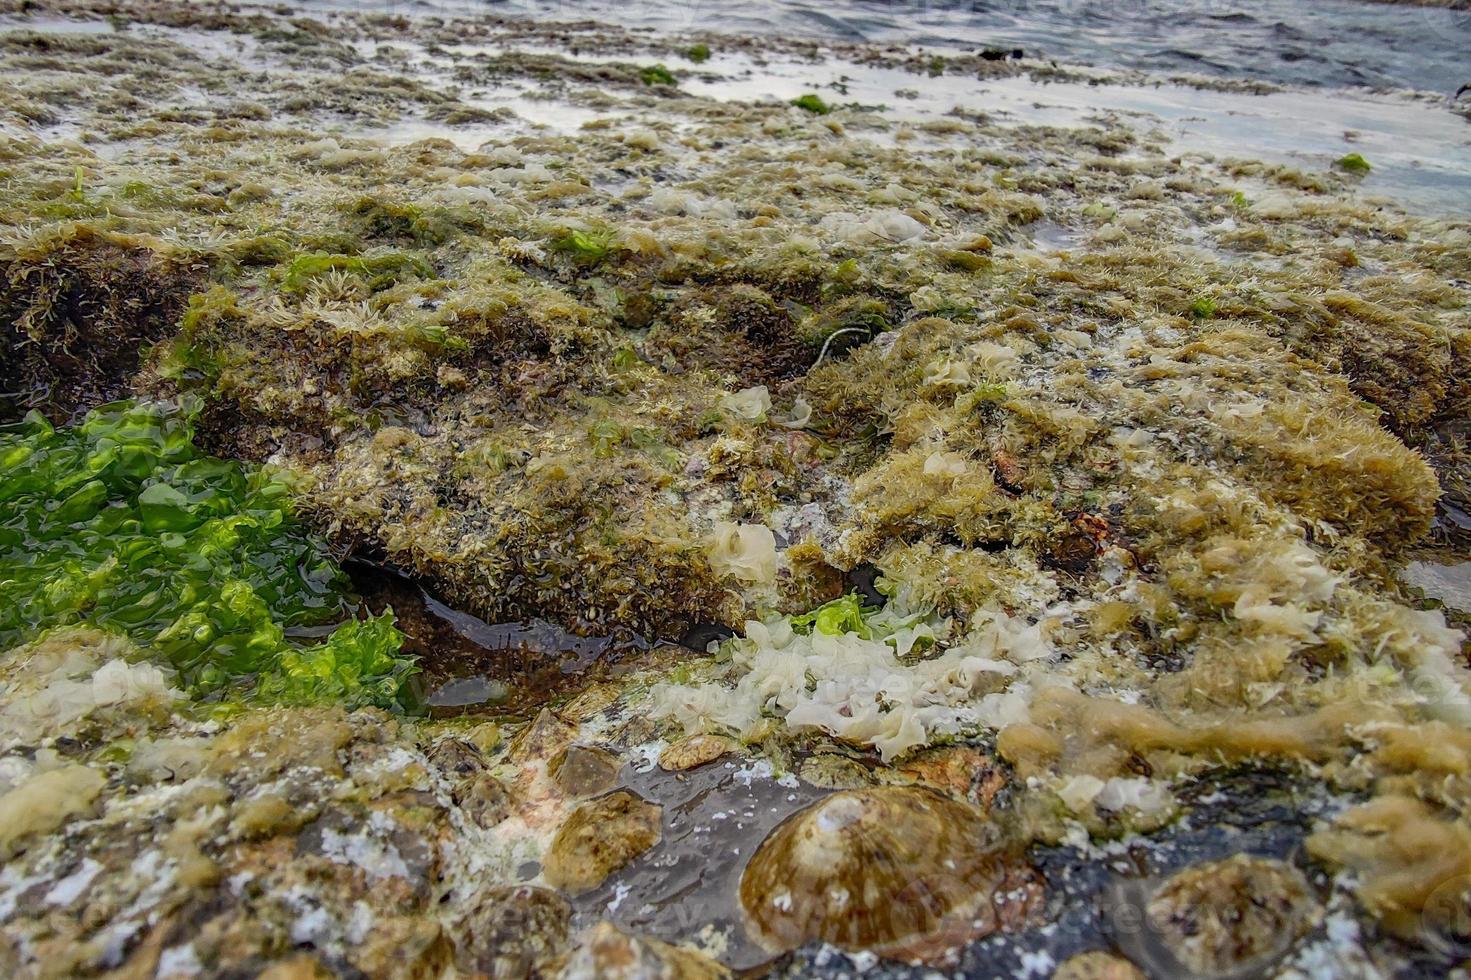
(383, 0, 1471, 94)
(677, 49, 1471, 214)
(575, 757, 831, 970)
(1403, 560, 1471, 614)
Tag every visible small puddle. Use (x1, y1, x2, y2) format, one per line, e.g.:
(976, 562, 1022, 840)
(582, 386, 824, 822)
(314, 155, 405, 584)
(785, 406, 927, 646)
(1402, 559, 1471, 615)
(572, 756, 831, 970)
(341, 560, 656, 718)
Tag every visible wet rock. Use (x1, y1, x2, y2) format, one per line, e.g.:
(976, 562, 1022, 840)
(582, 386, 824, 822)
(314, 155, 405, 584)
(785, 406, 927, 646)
(739, 786, 1043, 962)
(658, 734, 734, 772)
(257, 955, 334, 980)
(353, 916, 454, 978)
(451, 884, 571, 977)
(609, 715, 661, 751)
(543, 790, 662, 895)
(549, 744, 621, 797)
(453, 771, 514, 829)
(898, 745, 1006, 809)
(426, 737, 486, 777)
(559, 683, 622, 723)
(1110, 855, 1320, 976)
(796, 753, 876, 789)
(1052, 951, 1146, 980)
(509, 708, 578, 764)
(559, 921, 729, 980)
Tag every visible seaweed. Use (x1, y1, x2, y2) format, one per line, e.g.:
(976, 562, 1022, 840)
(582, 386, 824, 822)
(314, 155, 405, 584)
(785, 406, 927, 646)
(0, 399, 416, 707)
(639, 63, 677, 86)
(790, 93, 832, 115)
(280, 250, 433, 292)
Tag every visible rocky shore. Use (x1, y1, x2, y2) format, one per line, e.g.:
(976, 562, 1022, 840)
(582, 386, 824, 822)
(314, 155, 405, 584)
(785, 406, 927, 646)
(0, 1, 1468, 976)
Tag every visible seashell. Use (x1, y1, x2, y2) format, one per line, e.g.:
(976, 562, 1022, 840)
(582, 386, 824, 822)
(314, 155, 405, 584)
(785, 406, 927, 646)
(450, 884, 570, 977)
(738, 786, 1042, 962)
(1108, 854, 1320, 977)
(658, 734, 734, 772)
(1053, 951, 1145, 980)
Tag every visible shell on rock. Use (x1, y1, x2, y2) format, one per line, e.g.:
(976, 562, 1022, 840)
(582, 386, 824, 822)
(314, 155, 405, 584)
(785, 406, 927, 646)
(658, 734, 734, 772)
(507, 708, 577, 764)
(542, 790, 662, 895)
(426, 737, 485, 777)
(453, 771, 513, 829)
(1109, 854, 1320, 977)
(1052, 951, 1146, 980)
(738, 786, 1042, 962)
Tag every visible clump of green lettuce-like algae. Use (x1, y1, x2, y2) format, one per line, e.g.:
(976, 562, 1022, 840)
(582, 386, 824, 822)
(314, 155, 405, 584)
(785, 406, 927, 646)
(0, 398, 416, 708)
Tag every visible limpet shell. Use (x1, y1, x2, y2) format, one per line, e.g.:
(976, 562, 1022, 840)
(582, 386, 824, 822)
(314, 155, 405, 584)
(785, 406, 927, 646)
(1109, 854, 1320, 977)
(738, 786, 1041, 962)
(658, 734, 734, 771)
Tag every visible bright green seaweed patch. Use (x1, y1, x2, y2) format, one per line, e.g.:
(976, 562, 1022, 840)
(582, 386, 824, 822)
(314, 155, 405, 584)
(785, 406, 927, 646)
(0, 399, 417, 707)
(1335, 153, 1372, 175)
(790, 593, 877, 638)
(281, 251, 433, 292)
(790, 93, 832, 115)
(639, 63, 677, 86)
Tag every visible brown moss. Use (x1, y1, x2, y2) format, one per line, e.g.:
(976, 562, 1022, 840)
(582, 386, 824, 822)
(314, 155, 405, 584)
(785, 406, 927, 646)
(0, 224, 202, 418)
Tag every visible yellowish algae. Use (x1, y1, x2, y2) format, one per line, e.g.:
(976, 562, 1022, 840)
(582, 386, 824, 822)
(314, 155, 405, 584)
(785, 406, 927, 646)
(0, 0, 1468, 975)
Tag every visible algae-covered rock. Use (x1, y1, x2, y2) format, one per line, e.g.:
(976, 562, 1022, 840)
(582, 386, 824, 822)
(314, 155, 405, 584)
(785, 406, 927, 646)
(0, 764, 105, 858)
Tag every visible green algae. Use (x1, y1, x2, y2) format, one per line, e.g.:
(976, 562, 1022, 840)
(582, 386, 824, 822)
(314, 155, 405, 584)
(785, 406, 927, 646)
(0, 399, 416, 707)
(789, 593, 876, 638)
(790, 93, 831, 115)
(639, 64, 677, 86)
(281, 251, 433, 292)
(683, 44, 711, 64)
(1336, 152, 1372, 175)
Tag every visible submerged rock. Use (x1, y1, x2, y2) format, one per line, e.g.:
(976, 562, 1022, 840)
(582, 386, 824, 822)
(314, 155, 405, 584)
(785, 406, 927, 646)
(738, 786, 1042, 962)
